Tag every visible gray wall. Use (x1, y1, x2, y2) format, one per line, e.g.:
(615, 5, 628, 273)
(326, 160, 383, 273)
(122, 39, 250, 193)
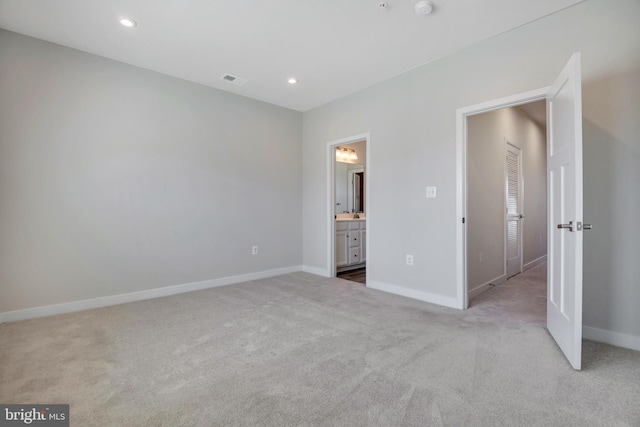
(467, 106, 547, 294)
(303, 0, 640, 340)
(1, 0, 639, 345)
(0, 29, 302, 313)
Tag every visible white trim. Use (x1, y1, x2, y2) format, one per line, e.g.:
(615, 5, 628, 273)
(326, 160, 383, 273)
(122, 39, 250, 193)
(302, 265, 331, 277)
(0, 265, 303, 323)
(456, 87, 549, 310)
(368, 280, 459, 309)
(468, 274, 507, 300)
(326, 133, 370, 283)
(583, 326, 640, 352)
(523, 255, 547, 272)
(456, 107, 467, 310)
(469, 283, 493, 300)
(457, 89, 550, 118)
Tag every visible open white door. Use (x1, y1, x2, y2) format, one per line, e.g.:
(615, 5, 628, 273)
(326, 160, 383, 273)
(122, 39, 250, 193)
(547, 53, 584, 370)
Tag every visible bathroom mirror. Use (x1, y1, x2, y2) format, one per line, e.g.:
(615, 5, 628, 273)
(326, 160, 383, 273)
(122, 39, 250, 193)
(335, 163, 365, 214)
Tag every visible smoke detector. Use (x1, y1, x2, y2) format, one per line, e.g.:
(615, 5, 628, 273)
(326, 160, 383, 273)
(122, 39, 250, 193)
(378, 1, 388, 10)
(415, 1, 434, 15)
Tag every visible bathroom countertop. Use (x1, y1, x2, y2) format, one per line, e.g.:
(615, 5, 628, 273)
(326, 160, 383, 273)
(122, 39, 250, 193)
(336, 217, 366, 221)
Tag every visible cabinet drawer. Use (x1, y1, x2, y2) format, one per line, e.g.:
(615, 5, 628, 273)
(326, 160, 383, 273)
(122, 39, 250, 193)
(348, 221, 361, 230)
(336, 221, 349, 231)
(349, 232, 360, 247)
(348, 247, 361, 264)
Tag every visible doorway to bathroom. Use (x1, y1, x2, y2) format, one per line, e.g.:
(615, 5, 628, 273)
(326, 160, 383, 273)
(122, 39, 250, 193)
(327, 133, 370, 285)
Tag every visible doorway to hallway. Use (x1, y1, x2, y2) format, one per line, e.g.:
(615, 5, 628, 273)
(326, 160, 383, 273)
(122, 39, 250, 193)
(457, 54, 587, 370)
(466, 100, 548, 306)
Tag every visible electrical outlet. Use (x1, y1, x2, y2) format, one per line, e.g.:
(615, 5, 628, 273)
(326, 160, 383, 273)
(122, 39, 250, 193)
(426, 186, 437, 198)
(252, 246, 259, 255)
(406, 254, 414, 266)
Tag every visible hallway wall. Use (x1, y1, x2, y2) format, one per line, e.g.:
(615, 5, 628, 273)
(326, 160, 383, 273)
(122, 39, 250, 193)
(467, 105, 547, 296)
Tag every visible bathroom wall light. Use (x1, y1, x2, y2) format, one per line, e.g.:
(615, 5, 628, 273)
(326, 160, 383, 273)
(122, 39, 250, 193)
(336, 147, 358, 163)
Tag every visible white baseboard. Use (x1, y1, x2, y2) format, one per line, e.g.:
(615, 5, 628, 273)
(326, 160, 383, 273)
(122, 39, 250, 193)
(583, 326, 640, 352)
(368, 280, 460, 309)
(302, 265, 330, 277)
(0, 265, 303, 324)
(524, 255, 547, 272)
(468, 274, 506, 300)
(469, 283, 493, 300)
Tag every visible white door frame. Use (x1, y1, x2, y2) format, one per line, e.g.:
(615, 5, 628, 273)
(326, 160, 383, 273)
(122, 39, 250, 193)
(456, 88, 548, 309)
(327, 132, 371, 279)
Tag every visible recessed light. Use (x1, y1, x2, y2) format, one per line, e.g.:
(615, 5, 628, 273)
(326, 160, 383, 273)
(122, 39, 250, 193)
(288, 78, 298, 84)
(119, 17, 137, 28)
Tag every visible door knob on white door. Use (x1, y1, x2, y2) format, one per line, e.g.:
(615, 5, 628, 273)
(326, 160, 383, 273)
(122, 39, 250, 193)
(575, 221, 593, 231)
(557, 221, 592, 232)
(557, 221, 574, 231)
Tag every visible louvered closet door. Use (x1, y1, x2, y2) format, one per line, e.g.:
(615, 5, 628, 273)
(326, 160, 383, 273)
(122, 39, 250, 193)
(506, 142, 523, 279)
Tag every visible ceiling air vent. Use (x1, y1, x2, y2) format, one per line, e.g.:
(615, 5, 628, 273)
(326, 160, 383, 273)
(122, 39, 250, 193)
(220, 74, 247, 86)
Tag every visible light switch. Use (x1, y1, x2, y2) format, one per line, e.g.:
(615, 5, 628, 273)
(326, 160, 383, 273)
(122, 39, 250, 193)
(426, 186, 437, 198)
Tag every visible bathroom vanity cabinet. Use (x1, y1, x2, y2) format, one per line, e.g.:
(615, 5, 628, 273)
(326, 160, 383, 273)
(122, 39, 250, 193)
(336, 220, 366, 271)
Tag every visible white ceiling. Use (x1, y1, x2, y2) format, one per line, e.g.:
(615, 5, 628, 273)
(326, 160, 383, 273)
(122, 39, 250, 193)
(0, 0, 584, 112)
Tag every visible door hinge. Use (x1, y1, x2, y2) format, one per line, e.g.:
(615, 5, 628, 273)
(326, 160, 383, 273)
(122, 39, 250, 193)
(462, 217, 466, 224)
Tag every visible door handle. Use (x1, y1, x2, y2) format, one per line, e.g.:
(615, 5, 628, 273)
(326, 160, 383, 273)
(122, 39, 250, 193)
(557, 221, 574, 232)
(557, 221, 593, 232)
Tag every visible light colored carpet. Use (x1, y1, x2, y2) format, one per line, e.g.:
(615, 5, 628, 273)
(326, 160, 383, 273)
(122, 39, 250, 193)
(1, 263, 639, 426)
